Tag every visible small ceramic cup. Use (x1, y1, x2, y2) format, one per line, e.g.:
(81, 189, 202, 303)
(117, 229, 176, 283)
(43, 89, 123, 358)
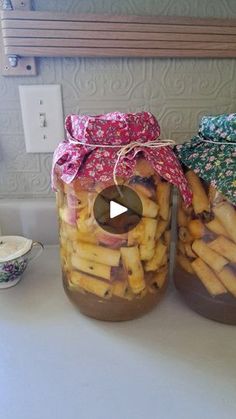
(0, 236, 44, 289)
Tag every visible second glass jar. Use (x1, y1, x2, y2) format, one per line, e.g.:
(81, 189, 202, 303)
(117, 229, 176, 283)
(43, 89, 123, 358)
(175, 170, 236, 324)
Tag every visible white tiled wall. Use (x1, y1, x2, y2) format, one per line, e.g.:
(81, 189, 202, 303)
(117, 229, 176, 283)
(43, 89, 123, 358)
(0, 0, 236, 198)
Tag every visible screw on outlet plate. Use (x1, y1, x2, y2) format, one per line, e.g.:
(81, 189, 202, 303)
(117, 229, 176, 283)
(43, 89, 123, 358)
(8, 55, 19, 67)
(2, 0, 13, 10)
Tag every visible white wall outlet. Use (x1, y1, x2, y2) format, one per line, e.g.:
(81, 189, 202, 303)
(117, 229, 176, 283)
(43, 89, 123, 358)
(19, 84, 64, 153)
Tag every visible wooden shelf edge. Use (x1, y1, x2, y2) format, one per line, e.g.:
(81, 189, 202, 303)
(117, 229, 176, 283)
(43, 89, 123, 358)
(1, 7, 236, 76)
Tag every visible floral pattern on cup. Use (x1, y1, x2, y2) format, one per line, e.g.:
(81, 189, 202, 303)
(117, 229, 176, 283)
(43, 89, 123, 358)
(0, 240, 43, 288)
(0, 258, 28, 283)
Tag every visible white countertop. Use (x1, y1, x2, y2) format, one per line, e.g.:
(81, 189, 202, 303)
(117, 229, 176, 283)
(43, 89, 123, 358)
(0, 246, 236, 419)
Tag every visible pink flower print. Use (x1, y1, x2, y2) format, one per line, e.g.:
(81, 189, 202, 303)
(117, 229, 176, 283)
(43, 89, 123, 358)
(225, 158, 233, 164)
(209, 156, 215, 162)
(226, 170, 233, 176)
(205, 163, 212, 171)
(97, 129, 104, 138)
(103, 151, 110, 157)
(221, 131, 227, 138)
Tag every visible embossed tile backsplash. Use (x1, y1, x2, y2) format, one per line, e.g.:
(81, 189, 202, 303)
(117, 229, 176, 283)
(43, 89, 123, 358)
(0, 0, 236, 198)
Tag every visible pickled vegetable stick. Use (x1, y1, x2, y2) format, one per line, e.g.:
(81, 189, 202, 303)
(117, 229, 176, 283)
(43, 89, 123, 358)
(144, 241, 167, 272)
(139, 244, 155, 261)
(187, 219, 205, 239)
(76, 207, 95, 233)
(127, 216, 147, 245)
(155, 218, 170, 240)
(177, 207, 188, 227)
(156, 182, 171, 221)
(131, 183, 153, 198)
(177, 254, 194, 274)
(67, 278, 85, 294)
(136, 288, 147, 299)
(152, 267, 168, 289)
(164, 230, 171, 249)
(191, 258, 227, 296)
(192, 239, 228, 273)
(70, 271, 112, 298)
(112, 280, 130, 299)
(62, 225, 97, 245)
(178, 226, 193, 243)
(71, 254, 111, 280)
(128, 218, 157, 259)
(134, 157, 155, 177)
(208, 185, 224, 205)
(208, 185, 218, 204)
(217, 267, 236, 297)
(140, 194, 159, 218)
(142, 218, 157, 241)
(61, 222, 79, 241)
(139, 218, 157, 260)
(186, 170, 210, 214)
(59, 207, 77, 225)
(120, 246, 145, 294)
(72, 230, 97, 245)
(206, 218, 228, 237)
(208, 236, 236, 264)
(184, 243, 196, 259)
(76, 242, 120, 266)
(213, 201, 236, 243)
(130, 190, 159, 218)
(66, 191, 89, 209)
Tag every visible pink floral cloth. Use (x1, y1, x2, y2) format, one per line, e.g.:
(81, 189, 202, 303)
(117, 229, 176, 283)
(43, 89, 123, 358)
(52, 111, 192, 205)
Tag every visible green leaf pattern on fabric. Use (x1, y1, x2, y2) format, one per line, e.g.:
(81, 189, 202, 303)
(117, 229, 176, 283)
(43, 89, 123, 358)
(176, 113, 236, 205)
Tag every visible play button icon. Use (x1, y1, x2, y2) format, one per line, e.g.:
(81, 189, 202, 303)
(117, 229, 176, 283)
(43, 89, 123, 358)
(93, 184, 143, 234)
(110, 201, 128, 218)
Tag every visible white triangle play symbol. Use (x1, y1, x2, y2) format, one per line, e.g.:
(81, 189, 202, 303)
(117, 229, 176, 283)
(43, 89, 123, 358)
(110, 200, 128, 219)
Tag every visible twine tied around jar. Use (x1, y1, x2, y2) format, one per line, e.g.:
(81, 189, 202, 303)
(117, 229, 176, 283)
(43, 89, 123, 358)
(198, 133, 236, 146)
(52, 112, 192, 205)
(67, 137, 175, 187)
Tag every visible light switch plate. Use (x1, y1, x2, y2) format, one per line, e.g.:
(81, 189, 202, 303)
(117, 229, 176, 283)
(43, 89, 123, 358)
(19, 84, 64, 153)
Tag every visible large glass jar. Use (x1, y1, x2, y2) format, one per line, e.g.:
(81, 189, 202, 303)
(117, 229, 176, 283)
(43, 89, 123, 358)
(175, 170, 236, 324)
(56, 164, 172, 321)
(52, 111, 191, 321)
(174, 111, 236, 324)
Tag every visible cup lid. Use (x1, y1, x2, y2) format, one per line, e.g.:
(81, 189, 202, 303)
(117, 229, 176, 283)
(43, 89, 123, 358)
(0, 236, 33, 263)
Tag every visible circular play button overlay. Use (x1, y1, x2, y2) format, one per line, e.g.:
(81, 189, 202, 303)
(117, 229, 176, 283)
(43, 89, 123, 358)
(93, 185, 143, 235)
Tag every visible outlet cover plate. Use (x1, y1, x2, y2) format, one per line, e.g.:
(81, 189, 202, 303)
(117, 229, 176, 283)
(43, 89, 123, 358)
(19, 84, 64, 153)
